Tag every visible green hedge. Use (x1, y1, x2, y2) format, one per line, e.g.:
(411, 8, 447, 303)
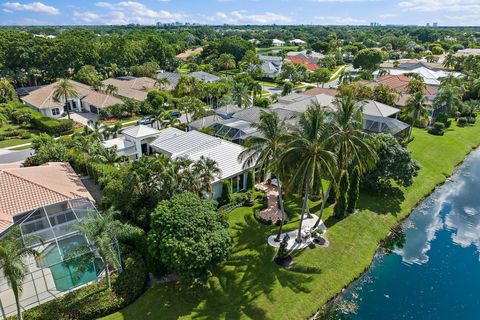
(69, 152, 117, 186)
(31, 116, 74, 135)
(15, 248, 147, 320)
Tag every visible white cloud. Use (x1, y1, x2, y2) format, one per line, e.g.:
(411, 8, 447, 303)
(315, 16, 366, 24)
(379, 13, 397, 19)
(73, 1, 186, 25)
(398, 0, 480, 14)
(211, 11, 292, 24)
(2, 2, 59, 15)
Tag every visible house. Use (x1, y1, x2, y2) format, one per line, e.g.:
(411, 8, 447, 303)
(189, 71, 221, 83)
(176, 47, 203, 60)
(259, 55, 283, 78)
(102, 76, 157, 102)
(454, 48, 480, 57)
(287, 50, 324, 63)
(285, 56, 320, 71)
(272, 39, 285, 47)
(248, 39, 261, 45)
(20, 80, 123, 118)
(112, 124, 163, 159)
(0, 163, 100, 316)
(289, 39, 306, 46)
(379, 59, 445, 71)
(272, 92, 337, 113)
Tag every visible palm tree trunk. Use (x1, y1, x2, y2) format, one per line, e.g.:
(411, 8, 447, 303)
(408, 110, 419, 141)
(296, 181, 310, 243)
(313, 182, 333, 229)
(274, 177, 286, 242)
(105, 262, 111, 289)
(12, 282, 22, 320)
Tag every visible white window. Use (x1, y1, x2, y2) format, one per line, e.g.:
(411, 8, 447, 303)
(52, 108, 60, 116)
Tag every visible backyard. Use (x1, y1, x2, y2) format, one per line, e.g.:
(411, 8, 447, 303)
(103, 120, 480, 320)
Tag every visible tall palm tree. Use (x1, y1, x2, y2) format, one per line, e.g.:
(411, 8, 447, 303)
(53, 78, 78, 120)
(193, 156, 222, 195)
(249, 81, 262, 104)
(317, 93, 377, 226)
(443, 53, 457, 69)
(403, 91, 430, 141)
(239, 111, 288, 241)
(0, 227, 41, 320)
(280, 105, 337, 242)
(434, 85, 464, 115)
(232, 82, 252, 108)
(73, 209, 140, 289)
(87, 119, 104, 141)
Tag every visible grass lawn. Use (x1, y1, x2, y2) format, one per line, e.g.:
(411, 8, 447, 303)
(102, 115, 142, 127)
(0, 123, 38, 148)
(256, 46, 300, 53)
(104, 121, 480, 320)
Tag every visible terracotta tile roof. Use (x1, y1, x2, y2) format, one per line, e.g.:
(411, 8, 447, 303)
(302, 87, 338, 96)
(378, 75, 438, 95)
(21, 80, 122, 110)
(286, 56, 320, 71)
(0, 162, 93, 232)
(102, 77, 157, 101)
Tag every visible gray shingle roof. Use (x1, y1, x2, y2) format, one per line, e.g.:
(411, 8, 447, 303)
(189, 71, 221, 83)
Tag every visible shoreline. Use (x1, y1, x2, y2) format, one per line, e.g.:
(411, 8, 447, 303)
(309, 145, 480, 320)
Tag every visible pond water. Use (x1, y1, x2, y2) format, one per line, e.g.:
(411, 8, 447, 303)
(328, 148, 480, 320)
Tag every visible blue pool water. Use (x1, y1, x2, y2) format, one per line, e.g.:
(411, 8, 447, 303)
(39, 235, 101, 292)
(330, 148, 480, 320)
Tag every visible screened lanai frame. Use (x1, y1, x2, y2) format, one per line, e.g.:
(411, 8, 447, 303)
(0, 199, 121, 318)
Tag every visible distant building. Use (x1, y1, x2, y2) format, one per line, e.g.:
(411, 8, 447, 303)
(272, 39, 285, 47)
(102, 76, 157, 102)
(188, 71, 221, 83)
(289, 39, 306, 46)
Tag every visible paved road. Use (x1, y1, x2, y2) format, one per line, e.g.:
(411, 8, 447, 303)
(0, 148, 34, 164)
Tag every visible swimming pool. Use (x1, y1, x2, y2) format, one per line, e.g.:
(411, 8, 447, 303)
(39, 235, 102, 292)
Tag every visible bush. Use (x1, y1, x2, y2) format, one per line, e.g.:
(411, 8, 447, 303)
(246, 170, 254, 190)
(333, 170, 349, 219)
(20, 131, 32, 139)
(428, 122, 445, 136)
(253, 97, 271, 108)
(14, 249, 146, 320)
(31, 117, 74, 135)
(220, 180, 232, 205)
(435, 112, 452, 128)
(458, 117, 467, 127)
(467, 117, 476, 124)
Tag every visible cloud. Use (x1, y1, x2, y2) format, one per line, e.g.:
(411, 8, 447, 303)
(398, 0, 480, 13)
(211, 11, 292, 24)
(379, 13, 398, 18)
(2, 2, 59, 15)
(73, 1, 186, 25)
(315, 16, 366, 24)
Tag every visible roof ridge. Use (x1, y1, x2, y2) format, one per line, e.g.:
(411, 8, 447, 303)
(2, 167, 82, 200)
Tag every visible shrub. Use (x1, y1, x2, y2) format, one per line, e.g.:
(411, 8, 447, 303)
(333, 170, 349, 219)
(458, 117, 467, 127)
(428, 122, 445, 136)
(220, 180, 232, 205)
(13, 249, 147, 320)
(467, 117, 476, 124)
(20, 131, 32, 139)
(254, 97, 271, 108)
(347, 166, 360, 214)
(246, 170, 254, 190)
(31, 117, 74, 135)
(435, 112, 452, 128)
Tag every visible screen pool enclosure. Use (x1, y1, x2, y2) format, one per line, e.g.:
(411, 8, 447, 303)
(0, 198, 120, 318)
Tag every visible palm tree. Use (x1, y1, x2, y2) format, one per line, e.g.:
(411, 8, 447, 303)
(193, 156, 222, 195)
(73, 209, 140, 289)
(53, 78, 78, 120)
(443, 53, 457, 69)
(377, 69, 390, 77)
(156, 77, 171, 89)
(319, 92, 377, 225)
(105, 84, 118, 95)
(434, 85, 464, 115)
(280, 105, 337, 242)
(239, 111, 288, 242)
(232, 82, 252, 108)
(217, 53, 236, 70)
(0, 227, 41, 320)
(249, 81, 262, 104)
(403, 91, 430, 141)
(87, 119, 104, 141)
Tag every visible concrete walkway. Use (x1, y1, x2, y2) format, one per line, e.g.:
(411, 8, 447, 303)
(267, 214, 327, 250)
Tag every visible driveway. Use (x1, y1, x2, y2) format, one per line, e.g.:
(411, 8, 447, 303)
(64, 112, 98, 127)
(0, 148, 34, 164)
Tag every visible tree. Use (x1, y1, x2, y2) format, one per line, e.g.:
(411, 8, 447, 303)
(280, 62, 306, 84)
(352, 49, 384, 70)
(403, 91, 430, 141)
(362, 133, 420, 191)
(156, 77, 170, 90)
(240, 111, 287, 242)
(280, 104, 337, 242)
(347, 166, 360, 214)
(75, 65, 100, 86)
(53, 78, 78, 120)
(0, 79, 16, 103)
(406, 79, 426, 95)
(148, 193, 231, 282)
(193, 155, 221, 195)
(177, 96, 206, 124)
(373, 84, 398, 106)
(241, 50, 263, 77)
(217, 53, 236, 70)
(311, 68, 331, 88)
(220, 180, 232, 205)
(232, 82, 252, 108)
(434, 85, 464, 115)
(0, 227, 41, 320)
(282, 82, 294, 96)
(105, 84, 118, 95)
(73, 209, 142, 289)
(333, 170, 349, 219)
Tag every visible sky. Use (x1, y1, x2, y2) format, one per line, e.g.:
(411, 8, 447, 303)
(0, 0, 480, 26)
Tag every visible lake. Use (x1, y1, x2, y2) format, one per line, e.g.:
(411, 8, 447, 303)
(327, 148, 480, 320)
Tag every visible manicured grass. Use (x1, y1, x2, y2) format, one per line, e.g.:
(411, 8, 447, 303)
(104, 121, 480, 320)
(0, 137, 34, 148)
